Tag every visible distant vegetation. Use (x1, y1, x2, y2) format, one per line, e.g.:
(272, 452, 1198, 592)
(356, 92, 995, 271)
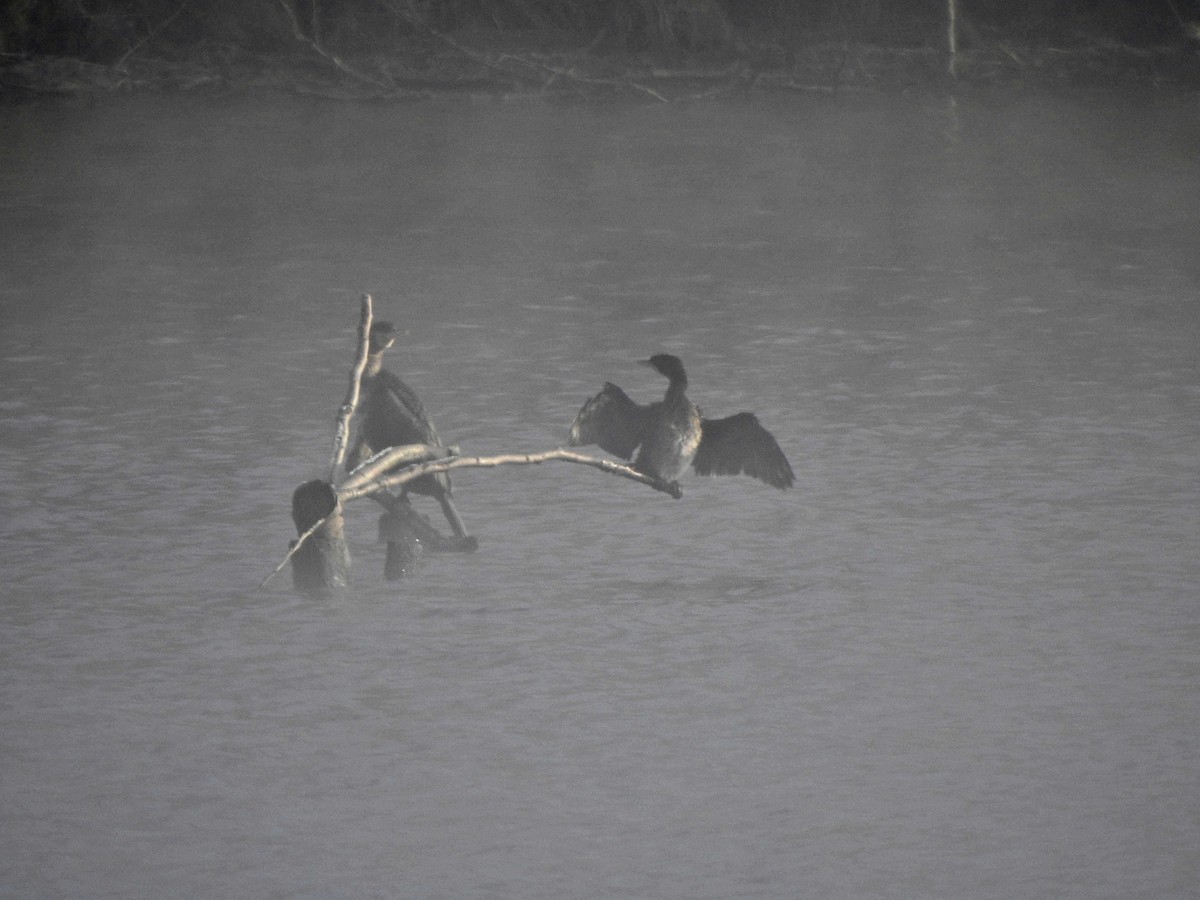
(2, 0, 1197, 95)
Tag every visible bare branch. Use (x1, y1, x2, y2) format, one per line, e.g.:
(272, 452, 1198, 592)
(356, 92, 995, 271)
(328, 294, 373, 482)
(498, 53, 670, 102)
(259, 513, 328, 589)
(338, 442, 457, 496)
(386, 0, 667, 101)
(275, 0, 392, 89)
(384, 0, 541, 87)
(337, 448, 683, 502)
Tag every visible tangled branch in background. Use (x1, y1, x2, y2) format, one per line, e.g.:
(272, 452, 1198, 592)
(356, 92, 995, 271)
(275, 0, 394, 89)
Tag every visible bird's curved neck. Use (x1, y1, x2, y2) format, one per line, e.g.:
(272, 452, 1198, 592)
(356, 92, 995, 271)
(663, 372, 688, 400)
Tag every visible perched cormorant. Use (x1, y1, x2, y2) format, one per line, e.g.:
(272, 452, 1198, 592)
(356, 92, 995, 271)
(569, 353, 794, 491)
(349, 322, 470, 538)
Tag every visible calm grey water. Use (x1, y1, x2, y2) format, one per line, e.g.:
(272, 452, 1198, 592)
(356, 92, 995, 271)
(1, 89, 1198, 898)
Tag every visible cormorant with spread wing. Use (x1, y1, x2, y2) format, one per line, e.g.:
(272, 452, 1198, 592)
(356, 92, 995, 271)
(568, 353, 793, 492)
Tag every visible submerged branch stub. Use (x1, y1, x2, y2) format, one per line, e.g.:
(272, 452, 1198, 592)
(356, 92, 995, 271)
(260, 512, 326, 590)
(264, 479, 351, 597)
(328, 293, 373, 482)
(376, 495, 478, 580)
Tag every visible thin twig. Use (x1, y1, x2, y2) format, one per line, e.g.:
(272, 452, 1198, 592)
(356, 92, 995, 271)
(328, 294, 373, 482)
(382, 0, 539, 87)
(258, 513, 328, 589)
(388, 0, 667, 101)
(498, 53, 670, 102)
(337, 448, 683, 503)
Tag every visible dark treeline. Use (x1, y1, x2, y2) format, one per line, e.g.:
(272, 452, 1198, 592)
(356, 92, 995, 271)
(2, 0, 1195, 62)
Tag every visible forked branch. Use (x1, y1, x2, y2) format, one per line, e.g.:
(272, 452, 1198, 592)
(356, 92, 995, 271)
(264, 445, 677, 589)
(338, 442, 458, 496)
(337, 447, 683, 502)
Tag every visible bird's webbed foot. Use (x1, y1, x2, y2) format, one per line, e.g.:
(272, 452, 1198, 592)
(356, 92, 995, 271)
(651, 478, 684, 499)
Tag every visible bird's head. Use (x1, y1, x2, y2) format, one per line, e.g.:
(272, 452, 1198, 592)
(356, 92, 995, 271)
(640, 353, 687, 384)
(368, 321, 398, 354)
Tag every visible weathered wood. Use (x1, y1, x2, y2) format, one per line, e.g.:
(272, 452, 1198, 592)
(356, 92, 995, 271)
(345, 442, 476, 580)
(328, 293, 373, 482)
(338, 442, 455, 496)
(338, 447, 684, 502)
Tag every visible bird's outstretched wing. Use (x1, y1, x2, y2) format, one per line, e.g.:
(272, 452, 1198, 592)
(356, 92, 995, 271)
(568, 382, 648, 460)
(692, 412, 794, 490)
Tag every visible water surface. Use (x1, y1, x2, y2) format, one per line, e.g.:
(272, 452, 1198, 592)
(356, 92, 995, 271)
(1, 89, 1198, 898)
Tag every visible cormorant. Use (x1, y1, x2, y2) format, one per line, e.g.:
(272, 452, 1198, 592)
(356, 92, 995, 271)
(569, 353, 794, 491)
(349, 321, 470, 538)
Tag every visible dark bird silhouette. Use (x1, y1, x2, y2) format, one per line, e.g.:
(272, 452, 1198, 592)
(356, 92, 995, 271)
(349, 322, 469, 538)
(569, 353, 794, 491)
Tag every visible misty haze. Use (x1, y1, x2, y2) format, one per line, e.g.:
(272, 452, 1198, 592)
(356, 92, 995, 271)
(2, 18, 1199, 899)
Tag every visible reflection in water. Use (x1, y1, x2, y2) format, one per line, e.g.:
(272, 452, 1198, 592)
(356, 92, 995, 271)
(1, 92, 1198, 899)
